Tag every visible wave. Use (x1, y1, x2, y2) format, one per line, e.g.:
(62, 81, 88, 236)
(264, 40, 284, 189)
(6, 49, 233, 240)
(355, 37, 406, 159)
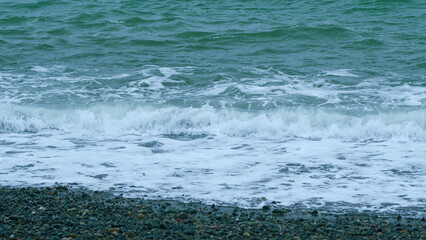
(1, 103, 425, 141)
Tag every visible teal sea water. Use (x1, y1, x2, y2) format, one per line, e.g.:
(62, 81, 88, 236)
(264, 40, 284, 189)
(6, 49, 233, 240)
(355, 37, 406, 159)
(1, 0, 425, 214)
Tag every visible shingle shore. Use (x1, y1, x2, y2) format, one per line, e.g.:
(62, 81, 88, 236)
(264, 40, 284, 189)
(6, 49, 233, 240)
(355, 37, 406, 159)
(0, 186, 425, 240)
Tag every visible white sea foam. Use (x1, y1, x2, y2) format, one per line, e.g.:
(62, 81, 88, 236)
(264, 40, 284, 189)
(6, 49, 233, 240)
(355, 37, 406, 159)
(322, 69, 360, 77)
(0, 103, 425, 213)
(199, 68, 426, 109)
(31, 66, 50, 73)
(1, 67, 425, 110)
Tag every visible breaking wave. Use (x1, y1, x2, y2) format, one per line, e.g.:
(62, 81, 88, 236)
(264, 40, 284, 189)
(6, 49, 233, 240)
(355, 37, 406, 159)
(1, 103, 425, 141)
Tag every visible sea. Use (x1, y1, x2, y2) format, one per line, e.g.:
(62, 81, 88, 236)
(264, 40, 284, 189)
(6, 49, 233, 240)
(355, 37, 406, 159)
(1, 0, 425, 215)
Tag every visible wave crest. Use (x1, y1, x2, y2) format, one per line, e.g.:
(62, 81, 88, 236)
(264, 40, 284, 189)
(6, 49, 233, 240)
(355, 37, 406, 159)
(1, 103, 425, 141)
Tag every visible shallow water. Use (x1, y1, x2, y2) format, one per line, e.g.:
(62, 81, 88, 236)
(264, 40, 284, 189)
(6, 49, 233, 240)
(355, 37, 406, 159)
(1, 0, 425, 213)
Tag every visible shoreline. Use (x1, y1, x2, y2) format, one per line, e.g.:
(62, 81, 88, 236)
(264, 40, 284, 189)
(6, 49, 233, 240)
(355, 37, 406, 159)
(1, 186, 425, 239)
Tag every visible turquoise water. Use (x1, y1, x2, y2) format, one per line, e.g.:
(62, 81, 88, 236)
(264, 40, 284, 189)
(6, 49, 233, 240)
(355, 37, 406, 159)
(1, 0, 425, 108)
(1, 0, 425, 213)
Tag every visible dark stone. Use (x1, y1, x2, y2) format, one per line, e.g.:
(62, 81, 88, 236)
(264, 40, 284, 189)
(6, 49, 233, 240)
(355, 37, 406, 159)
(52, 224, 62, 228)
(177, 213, 188, 219)
(184, 230, 195, 236)
(262, 205, 271, 211)
(8, 215, 21, 221)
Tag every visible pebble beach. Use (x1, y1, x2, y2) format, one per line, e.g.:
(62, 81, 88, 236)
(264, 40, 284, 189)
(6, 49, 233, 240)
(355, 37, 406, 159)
(1, 186, 425, 240)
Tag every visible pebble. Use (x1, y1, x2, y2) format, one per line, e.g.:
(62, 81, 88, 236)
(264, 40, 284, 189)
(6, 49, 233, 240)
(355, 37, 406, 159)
(93, 233, 103, 237)
(108, 228, 120, 232)
(272, 208, 290, 214)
